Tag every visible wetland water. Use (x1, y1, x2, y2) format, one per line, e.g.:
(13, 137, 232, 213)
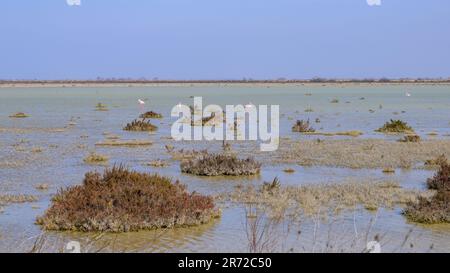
(0, 84, 449, 252)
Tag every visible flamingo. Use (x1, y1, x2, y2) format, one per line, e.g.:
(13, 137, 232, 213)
(405, 92, 411, 97)
(138, 99, 145, 105)
(245, 102, 254, 109)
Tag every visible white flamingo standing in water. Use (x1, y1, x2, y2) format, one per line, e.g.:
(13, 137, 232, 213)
(405, 91, 411, 97)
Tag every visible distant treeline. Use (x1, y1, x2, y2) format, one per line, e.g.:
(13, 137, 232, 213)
(1, 78, 450, 84)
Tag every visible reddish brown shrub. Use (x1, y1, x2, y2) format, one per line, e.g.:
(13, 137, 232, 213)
(404, 162, 450, 224)
(36, 166, 219, 232)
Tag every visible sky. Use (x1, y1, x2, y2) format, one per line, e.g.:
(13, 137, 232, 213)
(0, 0, 449, 80)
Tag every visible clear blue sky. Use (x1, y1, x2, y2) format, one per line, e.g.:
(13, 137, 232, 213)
(1, 0, 449, 80)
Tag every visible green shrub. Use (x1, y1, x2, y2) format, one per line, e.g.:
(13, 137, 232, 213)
(36, 166, 219, 232)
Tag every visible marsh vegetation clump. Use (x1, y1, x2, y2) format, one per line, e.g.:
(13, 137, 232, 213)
(83, 152, 109, 165)
(168, 148, 209, 160)
(283, 168, 295, 173)
(139, 111, 163, 119)
(181, 153, 261, 176)
(123, 118, 157, 132)
(376, 119, 414, 134)
(303, 130, 363, 137)
(262, 177, 281, 193)
(382, 167, 395, 173)
(274, 139, 450, 169)
(94, 103, 108, 111)
(95, 139, 152, 146)
(9, 112, 29, 118)
(399, 134, 421, 143)
(190, 112, 217, 126)
(330, 98, 339, 103)
(404, 162, 449, 224)
(35, 184, 49, 191)
(221, 179, 421, 219)
(425, 154, 448, 167)
(292, 119, 315, 133)
(0, 194, 37, 206)
(426, 162, 450, 191)
(147, 159, 169, 167)
(36, 166, 220, 232)
(304, 107, 314, 113)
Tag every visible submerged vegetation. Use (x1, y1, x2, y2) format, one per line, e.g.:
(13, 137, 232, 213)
(36, 166, 220, 232)
(95, 139, 152, 146)
(292, 119, 315, 133)
(376, 119, 414, 133)
(404, 161, 450, 224)
(181, 153, 261, 176)
(0, 194, 37, 206)
(139, 111, 162, 119)
(123, 118, 157, 132)
(83, 152, 109, 165)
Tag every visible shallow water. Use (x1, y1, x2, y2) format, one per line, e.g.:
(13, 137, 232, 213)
(0, 84, 449, 252)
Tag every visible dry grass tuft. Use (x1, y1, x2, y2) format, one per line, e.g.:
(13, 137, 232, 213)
(425, 154, 448, 167)
(399, 134, 421, 143)
(191, 112, 216, 126)
(36, 166, 220, 232)
(303, 131, 363, 137)
(140, 111, 163, 119)
(221, 179, 423, 220)
(123, 118, 157, 132)
(168, 148, 209, 160)
(181, 153, 261, 176)
(94, 103, 108, 111)
(35, 184, 49, 191)
(147, 159, 169, 168)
